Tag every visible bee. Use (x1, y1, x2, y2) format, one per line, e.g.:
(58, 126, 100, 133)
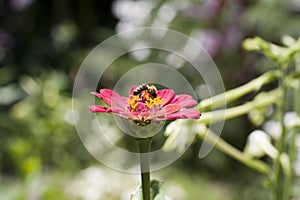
(133, 83, 157, 98)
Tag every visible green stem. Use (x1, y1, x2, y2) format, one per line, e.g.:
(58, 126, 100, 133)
(197, 127, 269, 174)
(273, 66, 287, 200)
(199, 89, 281, 124)
(198, 70, 279, 111)
(294, 53, 300, 114)
(282, 130, 295, 200)
(136, 137, 152, 200)
(282, 54, 300, 200)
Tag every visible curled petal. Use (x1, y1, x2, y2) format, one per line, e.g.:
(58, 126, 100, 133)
(90, 91, 101, 99)
(170, 94, 198, 108)
(91, 89, 128, 108)
(89, 105, 128, 117)
(166, 109, 201, 120)
(90, 90, 112, 106)
(156, 89, 175, 106)
(101, 89, 127, 107)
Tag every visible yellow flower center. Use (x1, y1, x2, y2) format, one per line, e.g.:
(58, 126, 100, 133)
(127, 91, 163, 110)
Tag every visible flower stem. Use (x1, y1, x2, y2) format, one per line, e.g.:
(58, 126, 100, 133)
(197, 70, 279, 111)
(136, 137, 152, 200)
(197, 127, 270, 174)
(282, 54, 300, 200)
(282, 131, 295, 200)
(199, 89, 281, 124)
(273, 66, 288, 200)
(295, 54, 300, 114)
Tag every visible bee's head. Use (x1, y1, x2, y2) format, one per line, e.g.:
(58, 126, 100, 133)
(147, 84, 157, 98)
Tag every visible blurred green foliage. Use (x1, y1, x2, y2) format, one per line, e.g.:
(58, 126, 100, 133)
(1, 71, 92, 177)
(1, 0, 300, 199)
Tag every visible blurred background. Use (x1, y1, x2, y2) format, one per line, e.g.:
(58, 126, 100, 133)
(1, 0, 300, 199)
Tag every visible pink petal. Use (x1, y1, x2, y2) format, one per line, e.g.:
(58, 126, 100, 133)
(153, 104, 181, 119)
(90, 90, 112, 106)
(101, 89, 127, 107)
(163, 104, 181, 114)
(156, 89, 175, 106)
(111, 108, 129, 116)
(130, 111, 151, 121)
(166, 109, 201, 120)
(91, 89, 128, 108)
(170, 94, 198, 108)
(129, 85, 138, 95)
(89, 105, 109, 113)
(90, 91, 101, 99)
(89, 105, 129, 117)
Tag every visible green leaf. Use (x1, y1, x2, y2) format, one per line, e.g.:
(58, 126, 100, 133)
(130, 180, 172, 200)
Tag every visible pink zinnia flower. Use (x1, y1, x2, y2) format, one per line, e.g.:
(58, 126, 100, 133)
(89, 84, 200, 125)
